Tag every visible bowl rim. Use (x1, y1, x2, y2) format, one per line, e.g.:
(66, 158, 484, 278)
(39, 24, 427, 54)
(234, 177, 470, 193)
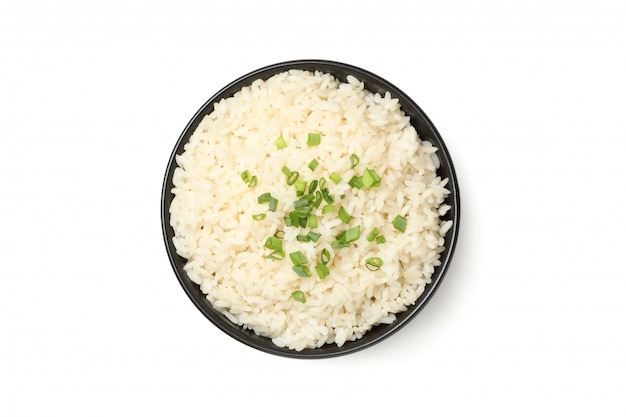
(161, 59, 461, 359)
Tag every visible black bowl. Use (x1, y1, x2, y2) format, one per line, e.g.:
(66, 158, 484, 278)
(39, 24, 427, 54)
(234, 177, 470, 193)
(161, 59, 460, 359)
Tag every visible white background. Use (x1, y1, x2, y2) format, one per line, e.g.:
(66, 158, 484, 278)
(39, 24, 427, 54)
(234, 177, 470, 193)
(1, 0, 625, 415)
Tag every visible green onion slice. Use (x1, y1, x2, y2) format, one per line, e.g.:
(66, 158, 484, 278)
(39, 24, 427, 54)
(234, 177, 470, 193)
(289, 251, 307, 266)
(292, 265, 312, 278)
(265, 236, 283, 251)
(307, 132, 321, 146)
(277, 134, 287, 150)
(257, 192, 271, 204)
(296, 234, 310, 242)
(321, 204, 334, 215)
(350, 154, 360, 168)
(309, 179, 318, 194)
(393, 215, 407, 233)
(375, 235, 386, 244)
(362, 168, 382, 189)
(291, 290, 307, 303)
(307, 215, 318, 228)
(247, 175, 258, 188)
(268, 197, 278, 212)
(344, 225, 360, 243)
(348, 175, 363, 189)
(308, 159, 319, 171)
(287, 171, 299, 186)
(367, 227, 380, 242)
(315, 264, 330, 279)
(365, 257, 384, 271)
(320, 248, 331, 265)
(329, 172, 341, 185)
(338, 206, 351, 224)
(307, 231, 321, 242)
(266, 250, 285, 260)
(252, 213, 266, 221)
(241, 170, 251, 183)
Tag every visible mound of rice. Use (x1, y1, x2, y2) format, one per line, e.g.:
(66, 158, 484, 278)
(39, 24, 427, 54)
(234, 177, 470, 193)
(169, 70, 452, 351)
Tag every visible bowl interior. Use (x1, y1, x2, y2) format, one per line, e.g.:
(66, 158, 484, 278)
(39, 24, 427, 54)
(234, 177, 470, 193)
(161, 60, 460, 358)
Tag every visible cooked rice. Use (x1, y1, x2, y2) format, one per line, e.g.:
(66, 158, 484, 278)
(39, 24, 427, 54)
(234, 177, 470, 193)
(170, 69, 451, 351)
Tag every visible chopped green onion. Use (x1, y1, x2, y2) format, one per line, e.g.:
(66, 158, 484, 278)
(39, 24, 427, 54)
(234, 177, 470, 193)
(393, 215, 407, 233)
(266, 250, 285, 260)
(309, 179, 318, 194)
(268, 197, 278, 212)
(375, 235, 386, 244)
(277, 134, 287, 150)
(315, 264, 330, 279)
(240, 170, 251, 183)
(338, 206, 351, 224)
(307, 132, 321, 146)
(348, 175, 363, 189)
(307, 231, 321, 242)
(293, 206, 312, 218)
(257, 192, 271, 204)
(307, 215, 318, 228)
(247, 175, 258, 188)
(367, 227, 380, 242)
(331, 239, 350, 249)
(362, 168, 382, 189)
(252, 213, 266, 221)
(289, 251, 307, 266)
(329, 172, 341, 185)
(321, 204, 335, 215)
(291, 290, 307, 303)
(344, 225, 360, 243)
(284, 215, 293, 227)
(321, 188, 334, 204)
(282, 166, 292, 177)
(308, 159, 319, 171)
(313, 191, 323, 208)
(265, 236, 283, 251)
(318, 177, 327, 190)
(294, 179, 307, 194)
(350, 154, 360, 168)
(320, 248, 331, 265)
(292, 265, 312, 278)
(296, 234, 311, 242)
(365, 257, 384, 271)
(294, 198, 310, 209)
(274, 230, 284, 239)
(298, 216, 307, 228)
(287, 171, 299, 186)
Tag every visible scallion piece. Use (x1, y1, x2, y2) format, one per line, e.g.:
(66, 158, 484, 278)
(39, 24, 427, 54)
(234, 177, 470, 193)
(294, 179, 307, 194)
(313, 191, 323, 208)
(309, 179, 318, 194)
(362, 168, 382, 189)
(294, 198, 310, 209)
(307, 215, 318, 228)
(331, 239, 349, 249)
(308, 159, 319, 171)
(284, 215, 293, 227)
(277, 134, 287, 150)
(266, 250, 285, 260)
(289, 251, 308, 266)
(296, 234, 311, 242)
(329, 172, 341, 185)
(393, 215, 407, 233)
(319, 177, 327, 190)
(350, 154, 360, 168)
(252, 213, 266, 221)
(265, 236, 283, 251)
(292, 265, 312, 278)
(315, 264, 330, 279)
(282, 166, 292, 177)
(321, 204, 334, 215)
(287, 171, 299, 186)
(367, 227, 380, 242)
(344, 225, 360, 243)
(293, 206, 312, 218)
(348, 175, 363, 189)
(247, 175, 258, 188)
(257, 192, 271, 204)
(320, 248, 331, 265)
(321, 188, 334, 204)
(241, 170, 251, 183)
(375, 235, 386, 244)
(307, 132, 321, 146)
(291, 290, 307, 303)
(274, 230, 285, 239)
(268, 197, 278, 212)
(338, 206, 351, 224)
(365, 257, 384, 271)
(307, 231, 321, 242)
